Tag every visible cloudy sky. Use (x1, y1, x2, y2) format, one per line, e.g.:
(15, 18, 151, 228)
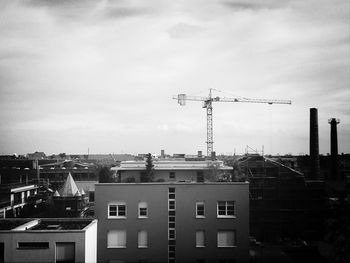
(0, 0, 349, 156)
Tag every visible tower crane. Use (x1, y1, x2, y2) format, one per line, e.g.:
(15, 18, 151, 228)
(173, 89, 291, 157)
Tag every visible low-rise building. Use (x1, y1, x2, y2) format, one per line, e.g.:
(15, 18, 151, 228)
(115, 159, 233, 183)
(0, 218, 97, 263)
(95, 182, 249, 263)
(0, 184, 39, 218)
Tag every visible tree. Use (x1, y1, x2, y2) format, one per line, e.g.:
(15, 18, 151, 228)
(224, 157, 247, 182)
(98, 166, 114, 183)
(142, 153, 154, 182)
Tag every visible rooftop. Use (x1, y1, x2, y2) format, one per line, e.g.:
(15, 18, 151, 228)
(115, 159, 232, 171)
(0, 218, 95, 231)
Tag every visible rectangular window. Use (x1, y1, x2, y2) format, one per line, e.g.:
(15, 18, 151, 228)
(138, 231, 148, 248)
(196, 230, 205, 247)
(196, 202, 205, 218)
(169, 229, 176, 239)
(17, 242, 49, 249)
(169, 245, 176, 251)
(196, 172, 204, 182)
(107, 230, 126, 248)
(217, 201, 235, 218)
(169, 193, 175, 199)
(108, 202, 126, 218)
(169, 200, 175, 210)
(169, 172, 175, 180)
(217, 231, 236, 247)
(138, 202, 148, 218)
(56, 242, 75, 263)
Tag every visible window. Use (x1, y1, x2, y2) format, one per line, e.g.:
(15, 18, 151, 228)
(217, 231, 236, 247)
(138, 231, 148, 248)
(169, 172, 175, 180)
(56, 242, 75, 263)
(107, 230, 126, 248)
(217, 201, 235, 218)
(196, 202, 205, 218)
(169, 200, 175, 210)
(196, 172, 204, 182)
(196, 231, 206, 247)
(169, 229, 176, 239)
(138, 202, 148, 218)
(108, 202, 126, 218)
(17, 242, 49, 249)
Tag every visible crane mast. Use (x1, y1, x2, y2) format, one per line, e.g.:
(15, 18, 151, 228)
(173, 89, 291, 157)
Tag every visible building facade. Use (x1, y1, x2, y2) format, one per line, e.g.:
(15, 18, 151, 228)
(95, 182, 249, 263)
(0, 218, 97, 263)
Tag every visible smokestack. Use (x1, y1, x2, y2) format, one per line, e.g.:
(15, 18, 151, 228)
(328, 118, 340, 180)
(309, 108, 320, 180)
(198, 151, 202, 158)
(161, 149, 165, 158)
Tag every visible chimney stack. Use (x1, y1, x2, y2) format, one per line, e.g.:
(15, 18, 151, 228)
(328, 118, 340, 180)
(198, 151, 202, 158)
(309, 108, 320, 180)
(161, 149, 165, 159)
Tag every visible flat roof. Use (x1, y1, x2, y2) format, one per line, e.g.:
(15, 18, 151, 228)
(96, 181, 249, 186)
(116, 159, 233, 171)
(0, 219, 32, 230)
(0, 218, 96, 232)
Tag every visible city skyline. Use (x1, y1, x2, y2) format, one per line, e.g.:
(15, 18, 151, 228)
(0, 0, 349, 156)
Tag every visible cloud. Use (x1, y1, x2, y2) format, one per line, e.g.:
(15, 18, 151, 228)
(0, 0, 349, 155)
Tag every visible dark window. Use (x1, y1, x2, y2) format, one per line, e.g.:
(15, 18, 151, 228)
(109, 203, 126, 218)
(169, 245, 176, 251)
(169, 210, 175, 216)
(89, 191, 95, 202)
(217, 201, 235, 217)
(169, 222, 175, 228)
(169, 251, 175, 258)
(169, 193, 175, 199)
(56, 242, 75, 263)
(17, 242, 49, 249)
(168, 240, 176, 245)
(169, 216, 175, 222)
(196, 172, 204, 182)
(169, 172, 175, 180)
(196, 202, 205, 217)
(169, 229, 176, 239)
(169, 200, 175, 210)
(169, 188, 175, 193)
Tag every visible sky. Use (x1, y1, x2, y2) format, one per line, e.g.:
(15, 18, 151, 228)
(0, 0, 349, 156)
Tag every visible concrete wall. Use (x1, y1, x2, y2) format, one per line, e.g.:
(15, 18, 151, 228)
(0, 230, 86, 262)
(85, 220, 98, 263)
(95, 183, 249, 263)
(95, 184, 169, 263)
